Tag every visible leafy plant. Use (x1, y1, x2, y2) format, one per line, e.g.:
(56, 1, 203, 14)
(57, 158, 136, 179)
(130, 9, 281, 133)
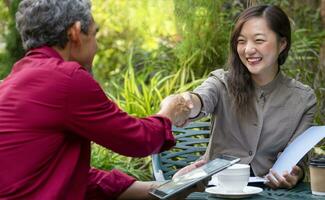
(91, 143, 153, 180)
(173, 0, 232, 76)
(284, 28, 325, 124)
(0, 0, 23, 79)
(92, 0, 177, 83)
(313, 146, 325, 156)
(91, 52, 204, 180)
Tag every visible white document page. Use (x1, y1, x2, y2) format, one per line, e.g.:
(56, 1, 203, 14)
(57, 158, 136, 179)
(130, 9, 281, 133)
(209, 126, 325, 186)
(272, 126, 325, 175)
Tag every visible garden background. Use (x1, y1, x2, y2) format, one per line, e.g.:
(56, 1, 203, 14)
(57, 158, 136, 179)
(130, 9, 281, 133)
(0, 0, 324, 181)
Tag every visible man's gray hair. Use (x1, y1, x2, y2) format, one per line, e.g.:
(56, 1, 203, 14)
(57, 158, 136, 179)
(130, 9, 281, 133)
(16, 0, 92, 50)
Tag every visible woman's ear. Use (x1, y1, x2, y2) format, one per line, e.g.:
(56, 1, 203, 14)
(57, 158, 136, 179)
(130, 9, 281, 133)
(67, 21, 82, 45)
(279, 37, 287, 53)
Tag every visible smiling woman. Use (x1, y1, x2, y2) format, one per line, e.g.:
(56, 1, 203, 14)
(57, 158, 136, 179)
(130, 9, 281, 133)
(236, 17, 287, 86)
(227, 5, 292, 114)
(166, 4, 317, 191)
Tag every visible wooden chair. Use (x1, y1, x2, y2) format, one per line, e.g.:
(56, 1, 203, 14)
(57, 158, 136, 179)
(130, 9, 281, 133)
(152, 122, 210, 181)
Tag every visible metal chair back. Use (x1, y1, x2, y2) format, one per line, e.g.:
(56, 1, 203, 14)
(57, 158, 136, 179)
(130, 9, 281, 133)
(152, 122, 210, 181)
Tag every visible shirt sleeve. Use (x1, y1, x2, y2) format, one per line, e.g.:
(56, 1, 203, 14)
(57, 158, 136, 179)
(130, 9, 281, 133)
(64, 68, 175, 157)
(288, 88, 317, 143)
(192, 76, 221, 119)
(86, 168, 136, 200)
(288, 88, 317, 177)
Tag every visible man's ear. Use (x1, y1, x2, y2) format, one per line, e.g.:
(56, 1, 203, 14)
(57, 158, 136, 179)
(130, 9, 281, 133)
(67, 21, 82, 44)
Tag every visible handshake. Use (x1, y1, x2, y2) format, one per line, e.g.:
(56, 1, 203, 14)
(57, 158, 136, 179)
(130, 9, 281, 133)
(157, 92, 201, 127)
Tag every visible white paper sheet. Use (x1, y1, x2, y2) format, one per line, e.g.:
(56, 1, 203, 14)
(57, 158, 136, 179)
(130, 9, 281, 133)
(272, 126, 325, 175)
(208, 126, 325, 186)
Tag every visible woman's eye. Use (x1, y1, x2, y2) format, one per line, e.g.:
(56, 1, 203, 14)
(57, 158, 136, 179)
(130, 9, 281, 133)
(237, 39, 245, 44)
(256, 39, 265, 43)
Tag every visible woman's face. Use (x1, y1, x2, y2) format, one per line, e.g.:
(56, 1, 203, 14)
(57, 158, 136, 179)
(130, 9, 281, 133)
(236, 17, 287, 85)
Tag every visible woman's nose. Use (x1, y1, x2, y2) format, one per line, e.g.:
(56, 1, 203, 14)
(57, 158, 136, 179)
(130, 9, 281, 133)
(245, 44, 257, 55)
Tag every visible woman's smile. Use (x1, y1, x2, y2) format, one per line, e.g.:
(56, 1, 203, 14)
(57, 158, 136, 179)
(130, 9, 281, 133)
(246, 57, 262, 65)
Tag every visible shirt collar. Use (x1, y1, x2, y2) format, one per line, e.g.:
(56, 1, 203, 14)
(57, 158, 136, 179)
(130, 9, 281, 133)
(254, 71, 283, 97)
(25, 46, 64, 60)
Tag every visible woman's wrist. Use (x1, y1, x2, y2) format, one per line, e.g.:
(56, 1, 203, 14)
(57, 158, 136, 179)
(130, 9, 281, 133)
(188, 92, 203, 119)
(296, 165, 305, 182)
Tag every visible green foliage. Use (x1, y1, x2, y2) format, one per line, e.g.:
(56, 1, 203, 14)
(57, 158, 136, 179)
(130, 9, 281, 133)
(91, 143, 153, 180)
(284, 28, 325, 124)
(0, 1, 10, 79)
(92, 0, 177, 83)
(105, 48, 204, 116)
(0, 52, 11, 79)
(91, 60, 204, 180)
(173, 0, 231, 76)
(0, 1, 9, 35)
(5, 0, 24, 63)
(321, 146, 325, 151)
(0, 0, 24, 79)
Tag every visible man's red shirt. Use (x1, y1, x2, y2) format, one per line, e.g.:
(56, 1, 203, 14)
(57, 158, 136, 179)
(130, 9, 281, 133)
(0, 46, 175, 199)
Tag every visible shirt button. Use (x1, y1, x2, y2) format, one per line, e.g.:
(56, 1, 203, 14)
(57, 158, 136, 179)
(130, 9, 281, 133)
(249, 151, 253, 156)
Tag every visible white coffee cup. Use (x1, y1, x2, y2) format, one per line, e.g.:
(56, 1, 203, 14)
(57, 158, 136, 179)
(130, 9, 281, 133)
(216, 164, 250, 193)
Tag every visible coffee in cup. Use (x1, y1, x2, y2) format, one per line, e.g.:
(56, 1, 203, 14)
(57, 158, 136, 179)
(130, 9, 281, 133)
(309, 156, 325, 196)
(216, 163, 250, 193)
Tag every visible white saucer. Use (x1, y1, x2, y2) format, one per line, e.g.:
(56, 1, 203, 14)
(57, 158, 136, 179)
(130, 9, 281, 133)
(205, 186, 263, 199)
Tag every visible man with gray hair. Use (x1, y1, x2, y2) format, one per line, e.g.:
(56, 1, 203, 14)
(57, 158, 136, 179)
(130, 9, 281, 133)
(0, 0, 193, 199)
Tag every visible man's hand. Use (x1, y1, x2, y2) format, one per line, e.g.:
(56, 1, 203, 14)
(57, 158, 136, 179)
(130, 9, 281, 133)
(158, 94, 191, 127)
(265, 165, 303, 189)
(117, 179, 206, 200)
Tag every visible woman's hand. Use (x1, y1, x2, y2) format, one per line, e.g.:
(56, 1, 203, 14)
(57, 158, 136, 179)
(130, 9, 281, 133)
(157, 92, 203, 127)
(117, 160, 209, 200)
(158, 94, 191, 127)
(173, 160, 207, 178)
(180, 92, 202, 119)
(169, 160, 209, 199)
(265, 165, 303, 189)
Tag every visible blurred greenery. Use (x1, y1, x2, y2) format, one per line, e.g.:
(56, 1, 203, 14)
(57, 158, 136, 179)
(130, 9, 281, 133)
(0, 0, 24, 78)
(0, 1, 10, 78)
(0, 0, 324, 180)
(92, 0, 177, 83)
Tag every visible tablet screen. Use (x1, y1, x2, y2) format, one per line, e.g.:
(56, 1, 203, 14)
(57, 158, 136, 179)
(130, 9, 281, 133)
(150, 155, 240, 199)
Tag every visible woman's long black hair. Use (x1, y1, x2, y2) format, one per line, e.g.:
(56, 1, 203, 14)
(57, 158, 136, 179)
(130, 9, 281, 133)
(227, 5, 291, 114)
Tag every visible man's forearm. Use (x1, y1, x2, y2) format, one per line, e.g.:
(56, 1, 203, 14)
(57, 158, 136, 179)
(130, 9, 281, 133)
(117, 181, 160, 200)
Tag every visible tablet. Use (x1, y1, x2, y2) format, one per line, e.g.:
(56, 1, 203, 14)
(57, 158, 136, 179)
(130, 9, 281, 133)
(149, 155, 240, 199)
